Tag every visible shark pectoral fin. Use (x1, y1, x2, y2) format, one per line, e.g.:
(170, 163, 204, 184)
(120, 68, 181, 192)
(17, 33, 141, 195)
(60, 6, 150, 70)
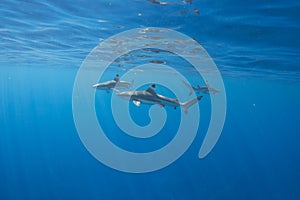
(133, 100, 141, 107)
(112, 88, 120, 92)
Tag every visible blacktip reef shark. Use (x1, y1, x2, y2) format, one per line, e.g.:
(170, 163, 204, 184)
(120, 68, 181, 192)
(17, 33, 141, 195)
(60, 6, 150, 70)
(117, 84, 203, 114)
(182, 80, 219, 95)
(92, 74, 133, 93)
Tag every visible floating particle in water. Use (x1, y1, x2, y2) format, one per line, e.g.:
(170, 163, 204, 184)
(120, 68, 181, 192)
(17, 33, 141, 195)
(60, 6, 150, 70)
(194, 8, 200, 15)
(138, 27, 170, 34)
(192, 37, 201, 44)
(180, 9, 188, 15)
(130, 69, 144, 73)
(135, 54, 150, 58)
(97, 19, 109, 23)
(113, 25, 125, 29)
(149, 60, 167, 64)
(183, 0, 193, 4)
(138, 13, 142, 16)
(142, 48, 170, 53)
(147, 0, 168, 5)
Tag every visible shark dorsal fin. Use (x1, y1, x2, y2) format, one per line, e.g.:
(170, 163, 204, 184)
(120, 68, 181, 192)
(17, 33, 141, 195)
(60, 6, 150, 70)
(205, 80, 211, 87)
(146, 84, 157, 95)
(113, 74, 120, 82)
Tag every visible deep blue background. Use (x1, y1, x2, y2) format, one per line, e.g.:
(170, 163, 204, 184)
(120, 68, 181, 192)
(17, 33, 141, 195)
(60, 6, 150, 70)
(1, 0, 300, 199)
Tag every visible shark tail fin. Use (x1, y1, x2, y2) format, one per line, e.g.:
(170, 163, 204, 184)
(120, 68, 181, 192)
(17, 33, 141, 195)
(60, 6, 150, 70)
(182, 80, 194, 96)
(181, 96, 203, 114)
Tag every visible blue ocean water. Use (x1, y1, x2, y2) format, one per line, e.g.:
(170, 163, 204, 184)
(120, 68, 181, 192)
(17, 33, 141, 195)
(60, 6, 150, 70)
(1, 0, 300, 199)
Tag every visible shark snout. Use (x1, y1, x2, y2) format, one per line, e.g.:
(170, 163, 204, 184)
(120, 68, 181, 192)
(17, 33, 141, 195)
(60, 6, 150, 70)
(92, 83, 100, 88)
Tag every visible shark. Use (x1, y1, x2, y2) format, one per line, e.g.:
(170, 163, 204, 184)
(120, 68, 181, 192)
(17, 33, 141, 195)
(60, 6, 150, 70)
(117, 84, 203, 114)
(182, 80, 219, 95)
(92, 74, 133, 93)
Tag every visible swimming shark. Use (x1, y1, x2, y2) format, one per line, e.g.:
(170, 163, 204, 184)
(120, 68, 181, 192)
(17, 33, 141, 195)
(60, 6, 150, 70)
(117, 84, 203, 114)
(92, 74, 133, 93)
(182, 80, 219, 95)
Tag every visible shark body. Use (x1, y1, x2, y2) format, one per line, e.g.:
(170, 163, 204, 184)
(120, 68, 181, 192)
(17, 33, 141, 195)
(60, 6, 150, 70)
(93, 74, 133, 93)
(182, 80, 219, 95)
(117, 84, 202, 114)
